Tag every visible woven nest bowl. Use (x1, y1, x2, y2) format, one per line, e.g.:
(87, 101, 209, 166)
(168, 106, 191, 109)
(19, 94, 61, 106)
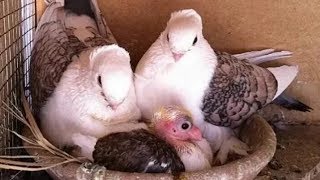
(23, 114, 276, 180)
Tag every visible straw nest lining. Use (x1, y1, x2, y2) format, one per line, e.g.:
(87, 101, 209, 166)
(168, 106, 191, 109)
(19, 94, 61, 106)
(1, 92, 277, 180)
(0, 93, 84, 171)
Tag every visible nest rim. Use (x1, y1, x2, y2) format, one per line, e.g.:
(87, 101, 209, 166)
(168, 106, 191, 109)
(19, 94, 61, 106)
(22, 114, 276, 180)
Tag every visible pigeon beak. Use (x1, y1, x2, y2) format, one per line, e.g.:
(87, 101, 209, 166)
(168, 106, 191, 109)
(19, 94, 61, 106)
(172, 52, 184, 61)
(110, 104, 118, 110)
(109, 101, 123, 110)
(187, 126, 202, 141)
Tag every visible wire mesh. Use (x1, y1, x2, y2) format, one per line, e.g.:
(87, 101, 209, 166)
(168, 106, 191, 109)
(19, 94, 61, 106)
(0, 0, 36, 179)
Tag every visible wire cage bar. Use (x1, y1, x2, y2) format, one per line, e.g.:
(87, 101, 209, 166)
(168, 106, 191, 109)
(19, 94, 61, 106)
(0, 0, 36, 179)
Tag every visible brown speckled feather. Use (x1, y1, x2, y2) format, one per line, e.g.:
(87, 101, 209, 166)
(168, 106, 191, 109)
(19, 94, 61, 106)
(93, 129, 185, 173)
(30, 7, 114, 119)
(30, 21, 86, 118)
(202, 51, 277, 128)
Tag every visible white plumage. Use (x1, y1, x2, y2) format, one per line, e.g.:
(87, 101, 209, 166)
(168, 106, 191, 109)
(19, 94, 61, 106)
(31, 0, 141, 157)
(177, 139, 212, 171)
(267, 65, 298, 100)
(41, 44, 141, 147)
(135, 9, 299, 164)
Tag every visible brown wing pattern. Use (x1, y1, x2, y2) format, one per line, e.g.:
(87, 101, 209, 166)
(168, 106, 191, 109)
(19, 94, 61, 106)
(30, 21, 87, 118)
(84, 26, 115, 47)
(93, 129, 185, 173)
(201, 51, 277, 128)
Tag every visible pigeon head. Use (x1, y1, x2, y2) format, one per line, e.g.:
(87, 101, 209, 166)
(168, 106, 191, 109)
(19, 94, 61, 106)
(151, 106, 202, 142)
(89, 45, 133, 110)
(164, 9, 203, 61)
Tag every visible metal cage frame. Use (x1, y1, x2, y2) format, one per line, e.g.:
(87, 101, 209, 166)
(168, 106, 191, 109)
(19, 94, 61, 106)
(0, 0, 36, 179)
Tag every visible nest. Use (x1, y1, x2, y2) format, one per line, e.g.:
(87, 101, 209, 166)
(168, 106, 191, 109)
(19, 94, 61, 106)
(0, 94, 83, 172)
(0, 91, 281, 180)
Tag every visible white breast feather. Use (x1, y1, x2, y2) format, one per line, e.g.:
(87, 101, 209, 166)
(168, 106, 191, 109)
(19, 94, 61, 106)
(135, 36, 217, 126)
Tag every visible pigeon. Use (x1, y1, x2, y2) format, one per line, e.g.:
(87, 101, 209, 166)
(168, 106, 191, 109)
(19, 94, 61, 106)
(134, 9, 309, 164)
(73, 106, 211, 173)
(233, 49, 312, 112)
(151, 106, 212, 171)
(30, 0, 141, 153)
(92, 129, 185, 174)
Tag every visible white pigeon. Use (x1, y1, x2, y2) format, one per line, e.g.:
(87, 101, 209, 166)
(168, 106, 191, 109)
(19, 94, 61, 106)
(30, 0, 142, 155)
(135, 9, 303, 164)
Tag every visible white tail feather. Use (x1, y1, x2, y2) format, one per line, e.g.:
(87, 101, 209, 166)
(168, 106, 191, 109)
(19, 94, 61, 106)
(40, 0, 117, 44)
(36, 1, 63, 33)
(90, 0, 117, 43)
(233, 49, 293, 64)
(268, 65, 299, 100)
(247, 51, 292, 64)
(234, 49, 276, 61)
(90, 0, 106, 37)
(44, 0, 64, 6)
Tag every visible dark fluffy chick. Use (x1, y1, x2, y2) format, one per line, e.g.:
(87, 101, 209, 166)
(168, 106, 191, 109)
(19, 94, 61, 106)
(93, 129, 185, 173)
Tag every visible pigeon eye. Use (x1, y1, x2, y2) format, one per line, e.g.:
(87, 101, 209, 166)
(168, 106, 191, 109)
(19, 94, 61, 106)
(97, 75, 102, 87)
(167, 34, 169, 42)
(181, 121, 191, 130)
(192, 36, 198, 45)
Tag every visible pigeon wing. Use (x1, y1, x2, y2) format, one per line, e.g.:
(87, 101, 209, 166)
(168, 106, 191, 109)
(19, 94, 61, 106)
(202, 51, 277, 128)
